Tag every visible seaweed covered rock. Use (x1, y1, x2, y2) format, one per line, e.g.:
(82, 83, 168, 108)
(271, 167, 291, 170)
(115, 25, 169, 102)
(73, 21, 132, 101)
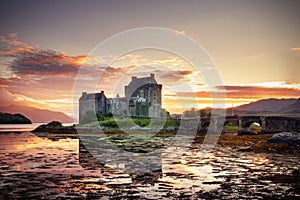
(32, 121, 63, 132)
(267, 132, 300, 146)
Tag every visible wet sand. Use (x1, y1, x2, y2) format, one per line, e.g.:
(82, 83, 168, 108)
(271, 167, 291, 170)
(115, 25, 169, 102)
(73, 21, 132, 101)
(0, 131, 299, 199)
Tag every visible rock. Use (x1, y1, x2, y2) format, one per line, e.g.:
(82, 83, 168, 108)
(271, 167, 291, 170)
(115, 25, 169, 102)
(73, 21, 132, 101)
(238, 130, 256, 135)
(32, 121, 70, 132)
(237, 146, 253, 152)
(165, 126, 178, 131)
(129, 125, 151, 130)
(267, 132, 300, 145)
(93, 126, 108, 130)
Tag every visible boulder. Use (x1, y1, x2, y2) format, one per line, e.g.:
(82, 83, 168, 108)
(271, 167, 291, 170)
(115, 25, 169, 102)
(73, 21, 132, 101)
(93, 126, 108, 130)
(267, 132, 300, 145)
(237, 146, 253, 152)
(164, 126, 178, 131)
(130, 125, 151, 130)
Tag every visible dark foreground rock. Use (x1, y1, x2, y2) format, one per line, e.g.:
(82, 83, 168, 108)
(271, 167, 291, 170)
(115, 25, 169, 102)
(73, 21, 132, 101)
(267, 132, 300, 146)
(32, 121, 75, 132)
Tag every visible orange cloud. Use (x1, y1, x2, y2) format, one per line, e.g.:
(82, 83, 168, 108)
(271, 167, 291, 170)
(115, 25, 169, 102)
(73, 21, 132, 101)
(218, 85, 300, 99)
(1, 33, 298, 116)
(0, 87, 53, 108)
(177, 85, 300, 100)
(0, 34, 88, 77)
(0, 87, 74, 116)
(291, 47, 300, 51)
(175, 30, 187, 35)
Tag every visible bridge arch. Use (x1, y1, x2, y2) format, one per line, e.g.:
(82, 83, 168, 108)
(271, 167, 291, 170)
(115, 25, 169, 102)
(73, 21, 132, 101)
(198, 115, 300, 134)
(241, 116, 262, 128)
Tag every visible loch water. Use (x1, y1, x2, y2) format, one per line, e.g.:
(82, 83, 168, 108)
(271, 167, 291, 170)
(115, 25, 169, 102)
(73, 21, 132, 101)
(0, 128, 299, 199)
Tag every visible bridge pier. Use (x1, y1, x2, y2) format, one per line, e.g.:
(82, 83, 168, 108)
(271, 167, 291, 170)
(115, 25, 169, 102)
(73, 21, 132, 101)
(261, 116, 266, 131)
(197, 115, 300, 135)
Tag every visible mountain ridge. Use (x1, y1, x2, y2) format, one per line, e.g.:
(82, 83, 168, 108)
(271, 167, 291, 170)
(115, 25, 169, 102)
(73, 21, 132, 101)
(280, 98, 300, 113)
(234, 98, 298, 113)
(0, 104, 74, 123)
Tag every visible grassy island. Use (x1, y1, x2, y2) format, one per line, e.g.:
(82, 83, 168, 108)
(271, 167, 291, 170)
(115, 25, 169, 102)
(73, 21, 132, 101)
(0, 112, 32, 124)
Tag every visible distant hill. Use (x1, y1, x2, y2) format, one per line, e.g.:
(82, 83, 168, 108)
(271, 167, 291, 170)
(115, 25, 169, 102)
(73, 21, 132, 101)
(234, 98, 298, 113)
(281, 98, 300, 113)
(0, 112, 32, 124)
(0, 105, 73, 123)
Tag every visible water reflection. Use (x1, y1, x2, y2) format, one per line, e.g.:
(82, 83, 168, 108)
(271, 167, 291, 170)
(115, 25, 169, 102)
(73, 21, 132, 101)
(0, 132, 299, 199)
(252, 155, 269, 165)
(79, 140, 163, 186)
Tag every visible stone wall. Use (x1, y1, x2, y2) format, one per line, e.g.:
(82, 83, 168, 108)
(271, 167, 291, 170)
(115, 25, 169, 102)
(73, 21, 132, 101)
(79, 74, 163, 123)
(197, 115, 300, 134)
(79, 91, 108, 123)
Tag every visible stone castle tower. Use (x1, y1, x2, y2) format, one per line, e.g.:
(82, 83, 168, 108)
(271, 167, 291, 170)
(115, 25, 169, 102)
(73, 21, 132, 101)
(79, 74, 162, 123)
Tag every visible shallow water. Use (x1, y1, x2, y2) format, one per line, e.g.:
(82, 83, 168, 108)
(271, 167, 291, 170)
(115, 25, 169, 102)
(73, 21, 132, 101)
(0, 123, 74, 132)
(0, 132, 299, 199)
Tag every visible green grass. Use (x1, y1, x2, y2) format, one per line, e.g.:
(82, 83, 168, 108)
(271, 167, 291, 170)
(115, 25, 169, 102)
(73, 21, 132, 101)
(223, 123, 262, 133)
(164, 117, 180, 127)
(79, 116, 179, 129)
(100, 119, 118, 128)
(223, 125, 239, 133)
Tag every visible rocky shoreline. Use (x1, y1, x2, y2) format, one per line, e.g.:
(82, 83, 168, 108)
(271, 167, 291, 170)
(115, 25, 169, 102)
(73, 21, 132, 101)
(31, 121, 300, 155)
(1, 130, 300, 199)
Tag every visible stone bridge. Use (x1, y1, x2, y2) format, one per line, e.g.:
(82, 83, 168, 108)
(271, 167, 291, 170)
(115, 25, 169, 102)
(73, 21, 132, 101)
(196, 115, 300, 134)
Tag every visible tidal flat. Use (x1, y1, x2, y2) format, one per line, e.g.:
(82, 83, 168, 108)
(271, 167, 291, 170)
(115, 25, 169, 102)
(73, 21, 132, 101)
(0, 131, 299, 199)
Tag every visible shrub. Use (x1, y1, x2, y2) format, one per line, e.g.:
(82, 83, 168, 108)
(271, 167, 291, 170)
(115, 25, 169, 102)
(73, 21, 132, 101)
(100, 119, 118, 128)
(133, 118, 151, 127)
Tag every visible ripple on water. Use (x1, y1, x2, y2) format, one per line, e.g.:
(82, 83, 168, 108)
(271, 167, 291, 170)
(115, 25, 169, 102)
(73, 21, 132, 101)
(0, 132, 299, 199)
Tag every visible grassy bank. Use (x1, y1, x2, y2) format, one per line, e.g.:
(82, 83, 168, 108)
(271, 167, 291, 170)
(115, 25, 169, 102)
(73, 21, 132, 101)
(80, 117, 179, 129)
(193, 134, 300, 154)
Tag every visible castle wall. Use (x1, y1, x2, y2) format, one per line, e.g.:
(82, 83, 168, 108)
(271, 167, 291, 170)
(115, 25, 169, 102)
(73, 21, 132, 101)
(111, 98, 129, 116)
(97, 96, 106, 114)
(79, 74, 163, 123)
(79, 98, 97, 123)
(79, 92, 108, 123)
(128, 83, 162, 117)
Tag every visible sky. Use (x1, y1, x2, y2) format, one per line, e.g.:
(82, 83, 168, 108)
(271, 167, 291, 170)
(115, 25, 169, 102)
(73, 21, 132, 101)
(0, 0, 300, 117)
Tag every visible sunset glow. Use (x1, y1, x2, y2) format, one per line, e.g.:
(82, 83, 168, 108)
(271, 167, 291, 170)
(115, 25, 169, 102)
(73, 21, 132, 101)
(0, 0, 299, 120)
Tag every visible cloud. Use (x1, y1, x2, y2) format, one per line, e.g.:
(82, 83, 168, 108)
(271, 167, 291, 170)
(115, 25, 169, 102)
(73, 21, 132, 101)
(0, 87, 58, 108)
(2, 33, 298, 115)
(291, 47, 300, 51)
(249, 81, 300, 88)
(156, 70, 193, 82)
(177, 85, 300, 99)
(10, 50, 86, 76)
(175, 30, 187, 35)
(0, 33, 86, 76)
(0, 33, 35, 56)
(0, 34, 198, 115)
(0, 87, 16, 106)
(216, 85, 300, 98)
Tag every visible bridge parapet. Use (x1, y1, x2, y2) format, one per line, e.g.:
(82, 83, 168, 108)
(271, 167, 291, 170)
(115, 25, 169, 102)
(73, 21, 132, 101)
(264, 116, 300, 133)
(196, 115, 300, 134)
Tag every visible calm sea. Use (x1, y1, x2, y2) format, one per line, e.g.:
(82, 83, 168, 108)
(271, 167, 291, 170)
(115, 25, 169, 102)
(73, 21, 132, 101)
(0, 123, 74, 132)
(0, 125, 299, 199)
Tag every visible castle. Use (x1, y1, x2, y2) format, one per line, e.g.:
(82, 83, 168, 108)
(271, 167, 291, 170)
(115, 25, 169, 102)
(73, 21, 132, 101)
(79, 74, 162, 123)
